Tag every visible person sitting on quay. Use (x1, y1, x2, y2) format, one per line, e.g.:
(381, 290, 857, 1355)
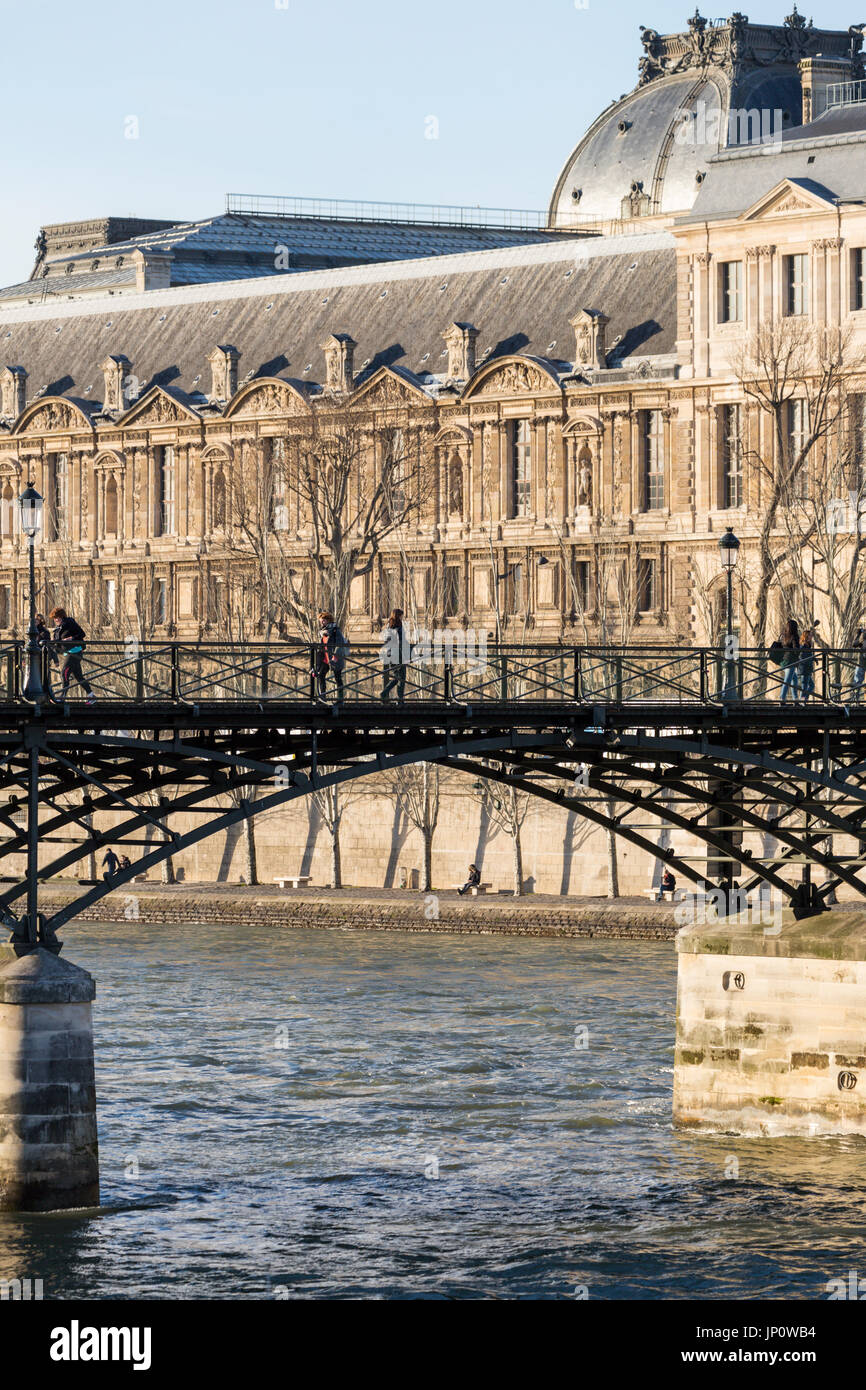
(102, 848, 120, 881)
(659, 868, 677, 899)
(458, 864, 481, 896)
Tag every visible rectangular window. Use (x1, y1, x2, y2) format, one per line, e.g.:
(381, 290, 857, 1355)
(505, 562, 523, 614)
(787, 399, 810, 498)
(46, 453, 68, 540)
(850, 393, 866, 489)
(154, 578, 167, 626)
(721, 404, 743, 509)
(155, 446, 176, 535)
(642, 410, 665, 510)
(638, 558, 659, 612)
(104, 578, 116, 618)
(720, 261, 743, 323)
(510, 420, 532, 518)
(575, 559, 592, 613)
(207, 576, 224, 625)
(443, 565, 461, 618)
(785, 252, 809, 316)
(853, 248, 866, 310)
(0, 585, 9, 629)
(269, 438, 289, 531)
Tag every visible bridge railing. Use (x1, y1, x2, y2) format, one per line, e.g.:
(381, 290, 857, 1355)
(10, 640, 866, 705)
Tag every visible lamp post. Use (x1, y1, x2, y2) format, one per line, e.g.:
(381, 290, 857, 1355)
(718, 525, 740, 702)
(19, 483, 45, 702)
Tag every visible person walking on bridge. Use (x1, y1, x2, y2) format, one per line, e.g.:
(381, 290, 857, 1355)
(380, 608, 411, 705)
(779, 618, 800, 704)
(314, 610, 347, 705)
(49, 606, 95, 705)
(798, 629, 817, 702)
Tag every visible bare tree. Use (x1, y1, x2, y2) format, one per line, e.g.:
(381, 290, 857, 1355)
(387, 762, 441, 891)
(472, 764, 530, 896)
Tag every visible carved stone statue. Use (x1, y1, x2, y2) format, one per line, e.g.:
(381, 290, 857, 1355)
(577, 448, 593, 508)
(448, 455, 463, 517)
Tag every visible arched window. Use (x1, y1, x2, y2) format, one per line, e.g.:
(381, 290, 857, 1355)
(104, 476, 118, 537)
(212, 469, 226, 528)
(0, 483, 14, 538)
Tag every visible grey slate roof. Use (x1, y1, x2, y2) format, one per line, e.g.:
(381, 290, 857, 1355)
(678, 102, 866, 224)
(7, 212, 583, 306)
(0, 233, 677, 412)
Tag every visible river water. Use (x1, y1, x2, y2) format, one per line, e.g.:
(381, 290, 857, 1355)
(2, 921, 864, 1301)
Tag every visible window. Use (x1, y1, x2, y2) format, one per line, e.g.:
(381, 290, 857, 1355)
(510, 420, 531, 518)
(505, 562, 524, 614)
(0, 585, 9, 628)
(785, 253, 809, 316)
(155, 446, 176, 535)
(720, 261, 743, 323)
(212, 469, 226, 528)
(642, 410, 665, 510)
(850, 394, 866, 488)
(638, 558, 659, 612)
(103, 578, 116, 617)
(721, 404, 743, 508)
(268, 438, 290, 531)
(207, 576, 224, 625)
(853, 248, 866, 310)
(104, 476, 118, 536)
(0, 484, 13, 539)
(46, 453, 68, 540)
(787, 399, 810, 498)
(443, 565, 461, 618)
(575, 559, 592, 612)
(154, 578, 167, 626)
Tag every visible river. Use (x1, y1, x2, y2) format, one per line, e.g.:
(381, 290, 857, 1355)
(2, 921, 863, 1300)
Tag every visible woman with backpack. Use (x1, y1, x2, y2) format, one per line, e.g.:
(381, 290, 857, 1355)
(49, 606, 95, 705)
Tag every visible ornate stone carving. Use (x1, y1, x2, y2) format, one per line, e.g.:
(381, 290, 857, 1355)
(473, 360, 551, 397)
(207, 345, 240, 402)
(127, 393, 187, 426)
(321, 334, 356, 395)
(232, 381, 306, 417)
(576, 446, 593, 508)
(442, 322, 478, 381)
(101, 355, 134, 414)
(0, 366, 26, 418)
(24, 401, 77, 432)
(355, 372, 421, 409)
(570, 309, 610, 370)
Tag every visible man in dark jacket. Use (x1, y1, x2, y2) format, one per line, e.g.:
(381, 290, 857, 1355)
(315, 611, 347, 704)
(49, 606, 95, 704)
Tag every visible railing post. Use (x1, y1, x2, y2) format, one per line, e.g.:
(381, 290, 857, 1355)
(615, 654, 623, 704)
(573, 648, 581, 703)
(135, 655, 144, 704)
(6, 649, 14, 700)
(499, 653, 508, 702)
(170, 645, 180, 702)
(309, 644, 317, 703)
(821, 648, 829, 704)
(444, 663, 452, 704)
(260, 653, 269, 700)
(699, 649, 707, 703)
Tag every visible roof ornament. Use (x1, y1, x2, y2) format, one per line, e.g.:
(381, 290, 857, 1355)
(784, 6, 811, 30)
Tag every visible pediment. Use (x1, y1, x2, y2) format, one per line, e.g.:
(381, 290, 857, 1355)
(119, 388, 200, 427)
(351, 367, 431, 409)
(742, 179, 838, 222)
(13, 397, 94, 435)
(463, 356, 561, 400)
(224, 377, 309, 419)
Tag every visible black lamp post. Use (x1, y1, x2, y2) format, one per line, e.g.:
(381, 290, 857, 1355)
(718, 526, 740, 701)
(19, 483, 45, 702)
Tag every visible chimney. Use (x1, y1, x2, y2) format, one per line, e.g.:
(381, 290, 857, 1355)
(133, 248, 172, 292)
(0, 366, 27, 418)
(442, 322, 478, 381)
(570, 309, 610, 371)
(799, 55, 854, 123)
(207, 345, 241, 402)
(100, 355, 134, 413)
(321, 334, 356, 395)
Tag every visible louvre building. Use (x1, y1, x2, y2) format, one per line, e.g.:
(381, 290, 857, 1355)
(1, 7, 865, 655)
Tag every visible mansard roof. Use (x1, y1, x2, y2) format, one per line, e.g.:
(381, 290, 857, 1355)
(0, 232, 677, 418)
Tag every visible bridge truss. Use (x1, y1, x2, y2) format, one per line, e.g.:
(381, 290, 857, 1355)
(1, 640, 865, 942)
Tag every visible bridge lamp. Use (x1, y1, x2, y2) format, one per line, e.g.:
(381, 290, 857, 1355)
(19, 483, 45, 702)
(718, 527, 740, 702)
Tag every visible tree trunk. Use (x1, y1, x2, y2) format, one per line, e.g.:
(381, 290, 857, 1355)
(511, 826, 524, 897)
(422, 828, 433, 892)
(331, 821, 342, 889)
(606, 797, 619, 899)
(161, 853, 176, 885)
(243, 815, 258, 886)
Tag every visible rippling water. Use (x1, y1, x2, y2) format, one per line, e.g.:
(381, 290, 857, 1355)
(1, 921, 864, 1300)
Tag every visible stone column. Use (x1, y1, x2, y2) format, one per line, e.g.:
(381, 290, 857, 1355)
(0, 947, 98, 1210)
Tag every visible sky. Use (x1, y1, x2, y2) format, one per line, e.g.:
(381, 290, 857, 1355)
(0, 0, 859, 286)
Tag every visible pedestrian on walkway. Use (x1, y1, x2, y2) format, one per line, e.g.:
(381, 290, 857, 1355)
(798, 629, 816, 702)
(314, 610, 347, 704)
(380, 609, 411, 705)
(779, 618, 800, 703)
(49, 606, 95, 704)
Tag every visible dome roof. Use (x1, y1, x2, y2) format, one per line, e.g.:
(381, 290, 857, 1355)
(549, 11, 860, 226)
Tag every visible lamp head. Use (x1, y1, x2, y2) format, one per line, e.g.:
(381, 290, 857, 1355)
(18, 482, 43, 540)
(718, 526, 740, 572)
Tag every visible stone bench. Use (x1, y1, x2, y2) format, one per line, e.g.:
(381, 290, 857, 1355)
(642, 887, 683, 902)
(273, 876, 312, 890)
(470, 883, 492, 896)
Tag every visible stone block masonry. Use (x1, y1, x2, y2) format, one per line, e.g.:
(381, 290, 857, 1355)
(674, 910, 866, 1137)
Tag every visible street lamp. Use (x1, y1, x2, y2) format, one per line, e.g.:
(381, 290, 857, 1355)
(718, 526, 740, 702)
(19, 483, 45, 701)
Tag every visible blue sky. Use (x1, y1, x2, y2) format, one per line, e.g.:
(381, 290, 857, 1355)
(0, 0, 858, 285)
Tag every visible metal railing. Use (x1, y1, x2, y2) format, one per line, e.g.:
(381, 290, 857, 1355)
(5, 641, 865, 708)
(825, 79, 866, 110)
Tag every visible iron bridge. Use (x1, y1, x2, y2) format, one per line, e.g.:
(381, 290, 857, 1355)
(1, 639, 864, 943)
